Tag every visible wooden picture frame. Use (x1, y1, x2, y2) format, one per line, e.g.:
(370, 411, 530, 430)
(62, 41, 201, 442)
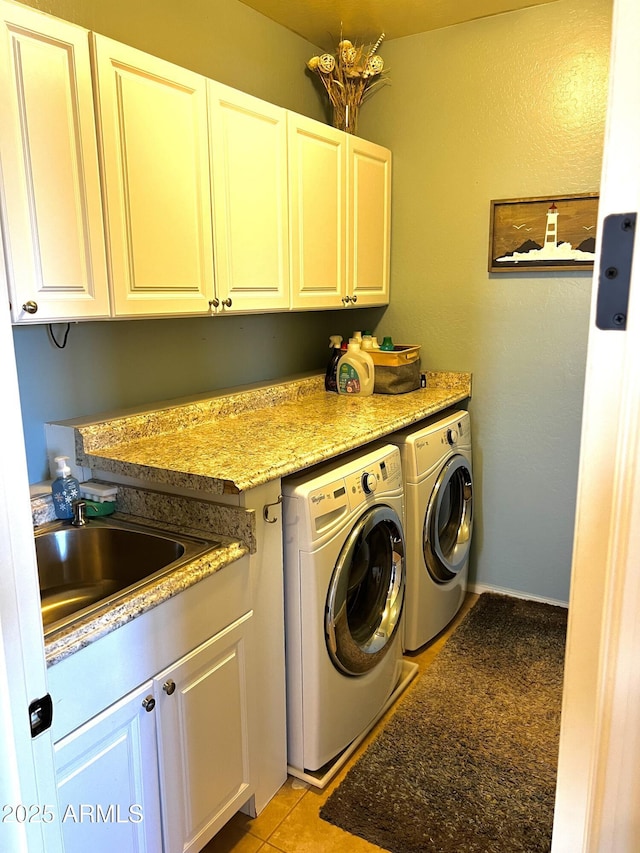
(488, 193, 599, 272)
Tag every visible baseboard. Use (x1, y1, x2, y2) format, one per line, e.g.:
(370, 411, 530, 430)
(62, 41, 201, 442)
(469, 582, 568, 609)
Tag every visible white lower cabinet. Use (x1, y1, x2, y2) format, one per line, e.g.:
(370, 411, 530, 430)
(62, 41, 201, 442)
(155, 613, 252, 853)
(54, 681, 162, 853)
(53, 607, 253, 853)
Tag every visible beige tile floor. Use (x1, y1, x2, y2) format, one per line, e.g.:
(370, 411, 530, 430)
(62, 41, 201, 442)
(202, 592, 480, 853)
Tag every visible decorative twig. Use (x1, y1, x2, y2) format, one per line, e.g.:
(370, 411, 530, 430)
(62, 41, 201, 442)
(306, 33, 388, 133)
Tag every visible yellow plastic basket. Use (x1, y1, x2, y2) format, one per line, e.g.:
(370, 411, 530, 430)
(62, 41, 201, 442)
(369, 345, 421, 367)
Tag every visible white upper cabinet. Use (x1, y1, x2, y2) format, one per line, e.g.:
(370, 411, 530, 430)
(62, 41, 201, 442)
(288, 114, 347, 310)
(288, 113, 391, 310)
(0, 6, 392, 323)
(208, 82, 290, 313)
(348, 136, 391, 307)
(0, 1, 110, 323)
(92, 35, 215, 317)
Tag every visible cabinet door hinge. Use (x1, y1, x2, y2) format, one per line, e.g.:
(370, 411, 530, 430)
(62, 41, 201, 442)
(596, 212, 637, 330)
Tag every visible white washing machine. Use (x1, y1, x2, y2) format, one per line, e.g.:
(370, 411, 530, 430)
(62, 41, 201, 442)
(282, 443, 406, 781)
(389, 410, 473, 650)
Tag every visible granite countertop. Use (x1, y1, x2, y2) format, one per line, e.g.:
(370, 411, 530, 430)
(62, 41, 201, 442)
(67, 371, 472, 495)
(43, 370, 470, 664)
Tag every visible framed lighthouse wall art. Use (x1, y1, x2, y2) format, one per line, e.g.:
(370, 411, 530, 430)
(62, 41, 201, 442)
(488, 193, 599, 272)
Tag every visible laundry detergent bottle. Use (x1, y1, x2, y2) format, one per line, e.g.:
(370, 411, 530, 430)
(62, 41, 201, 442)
(324, 335, 343, 392)
(337, 339, 375, 396)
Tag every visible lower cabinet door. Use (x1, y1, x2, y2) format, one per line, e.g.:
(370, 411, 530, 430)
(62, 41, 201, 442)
(54, 681, 162, 853)
(155, 611, 253, 853)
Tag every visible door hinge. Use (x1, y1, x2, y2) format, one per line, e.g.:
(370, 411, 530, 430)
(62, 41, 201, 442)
(29, 694, 53, 738)
(596, 212, 636, 330)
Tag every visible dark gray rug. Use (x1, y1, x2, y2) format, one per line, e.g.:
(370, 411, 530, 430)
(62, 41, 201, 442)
(320, 592, 567, 853)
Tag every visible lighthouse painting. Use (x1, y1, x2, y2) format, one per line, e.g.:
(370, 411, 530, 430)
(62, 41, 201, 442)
(489, 193, 599, 272)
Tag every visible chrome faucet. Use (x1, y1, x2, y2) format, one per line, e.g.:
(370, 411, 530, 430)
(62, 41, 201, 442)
(71, 500, 88, 527)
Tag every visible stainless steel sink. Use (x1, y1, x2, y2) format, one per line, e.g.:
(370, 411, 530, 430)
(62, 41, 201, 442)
(35, 517, 219, 637)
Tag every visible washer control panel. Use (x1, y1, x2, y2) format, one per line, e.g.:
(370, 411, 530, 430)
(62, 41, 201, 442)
(287, 444, 403, 542)
(345, 451, 402, 511)
(361, 472, 378, 494)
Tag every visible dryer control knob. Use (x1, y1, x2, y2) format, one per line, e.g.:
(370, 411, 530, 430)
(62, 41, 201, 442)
(361, 472, 378, 494)
(447, 428, 459, 445)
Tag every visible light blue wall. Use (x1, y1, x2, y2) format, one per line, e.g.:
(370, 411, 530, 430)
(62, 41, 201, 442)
(14, 309, 384, 483)
(22, 0, 327, 119)
(11, 0, 613, 603)
(357, 0, 612, 603)
(12, 0, 385, 482)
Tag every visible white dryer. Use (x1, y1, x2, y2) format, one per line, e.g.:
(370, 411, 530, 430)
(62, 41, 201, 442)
(389, 410, 473, 650)
(282, 444, 406, 780)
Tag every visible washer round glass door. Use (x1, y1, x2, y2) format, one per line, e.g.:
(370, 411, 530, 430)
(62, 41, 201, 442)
(424, 454, 473, 583)
(326, 504, 405, 676)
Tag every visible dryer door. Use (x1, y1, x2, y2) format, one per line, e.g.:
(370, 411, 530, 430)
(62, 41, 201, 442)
(424, 454, 473, 582)
(326, 505, 405, 676)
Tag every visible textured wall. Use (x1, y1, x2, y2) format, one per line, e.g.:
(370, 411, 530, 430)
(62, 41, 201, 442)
(21, 0, 326, 117)
(11, 0, 613, 603)
(358, 0, 612, 602)
(11, 0, 381, 481)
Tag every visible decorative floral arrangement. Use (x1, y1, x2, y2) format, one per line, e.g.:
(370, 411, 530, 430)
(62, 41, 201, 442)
(307, 33, 387, 134)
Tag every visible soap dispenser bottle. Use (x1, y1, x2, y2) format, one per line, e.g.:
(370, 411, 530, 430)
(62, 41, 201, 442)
(325, 335, 343, 393)
(51, 455, 81, 520)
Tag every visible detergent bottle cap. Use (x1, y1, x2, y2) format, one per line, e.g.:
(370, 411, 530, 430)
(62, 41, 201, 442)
(329, 335, 343, 349)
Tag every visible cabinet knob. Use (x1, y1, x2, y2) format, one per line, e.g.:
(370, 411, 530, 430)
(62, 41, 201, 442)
(351, 294, 358, 303)
(22, 300, 38, 314)
(342, 295, 351, 305)
(163, 679, 176, 696)
(142, 695, 156, 712)
(209, 298, 220, 309)
(221, 297, 233, 308)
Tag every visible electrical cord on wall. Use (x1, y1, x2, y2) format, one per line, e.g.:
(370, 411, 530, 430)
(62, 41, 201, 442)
(47, 323, 71, 349)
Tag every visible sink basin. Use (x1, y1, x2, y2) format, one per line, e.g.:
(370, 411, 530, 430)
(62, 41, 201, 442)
(36, 517, 219, 637)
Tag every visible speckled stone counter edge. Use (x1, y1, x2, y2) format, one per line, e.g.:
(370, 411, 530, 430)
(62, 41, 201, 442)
(69, 371, 472, 494)
(73, 371, 470, 453)
(75, 374, 325, 453)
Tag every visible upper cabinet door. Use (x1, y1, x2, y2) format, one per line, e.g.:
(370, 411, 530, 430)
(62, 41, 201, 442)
(92, 35, 214, 317)
(288, 114, 347, 310)
(208, 83, 289, 313)
(348, 137, 391, 307)
(0, 2, 110, 323)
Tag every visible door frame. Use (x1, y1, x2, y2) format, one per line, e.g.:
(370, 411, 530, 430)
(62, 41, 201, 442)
(551, 0, 640, 848)
(1, 0, 637, 848)
(0, 291, 63, 850)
